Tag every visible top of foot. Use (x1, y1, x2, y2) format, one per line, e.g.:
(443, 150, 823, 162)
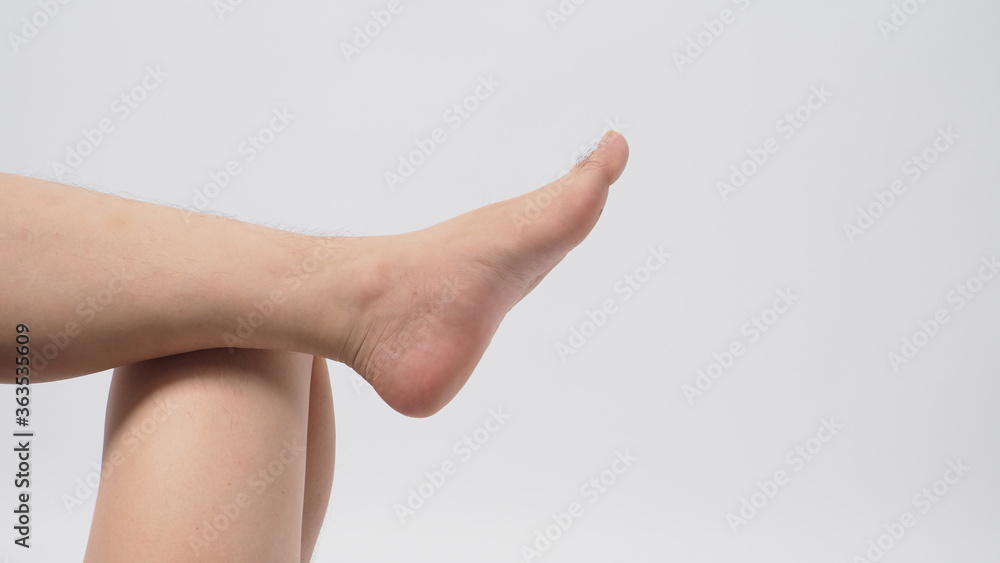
(342, 131, 629, 417)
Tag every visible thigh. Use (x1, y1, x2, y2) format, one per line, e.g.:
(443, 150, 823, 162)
(84, 348, 313, 563)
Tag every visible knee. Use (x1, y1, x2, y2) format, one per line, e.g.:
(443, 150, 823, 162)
(119, 348, 312, 398)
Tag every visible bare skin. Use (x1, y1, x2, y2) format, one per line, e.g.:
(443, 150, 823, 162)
(84, 349, 335, 562)
(300, 356, 335, 561)
(2, 130, 629, 416)
(6, 130, 627, 561)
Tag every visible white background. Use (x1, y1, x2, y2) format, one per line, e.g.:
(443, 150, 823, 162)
(2, 0, 999, 561)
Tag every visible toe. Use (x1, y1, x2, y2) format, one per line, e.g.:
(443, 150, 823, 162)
(570, 130, 630, 187)
(525, 130, 629, 249)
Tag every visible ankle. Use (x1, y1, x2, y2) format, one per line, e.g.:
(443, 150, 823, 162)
(248, 234, 383, 363)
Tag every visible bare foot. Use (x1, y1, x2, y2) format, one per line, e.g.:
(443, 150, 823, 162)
(341, 131, 629, 417)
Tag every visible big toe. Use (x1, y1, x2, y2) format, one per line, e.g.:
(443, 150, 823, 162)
(513, 130, 629, 250)
(575, 129, 630, 186)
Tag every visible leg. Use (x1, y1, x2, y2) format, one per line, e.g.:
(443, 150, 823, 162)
(1, 173, 369, 382)
(84, 348, 314, 562)
(3, 131, 628, 416)
(300, 356, 335, 563)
